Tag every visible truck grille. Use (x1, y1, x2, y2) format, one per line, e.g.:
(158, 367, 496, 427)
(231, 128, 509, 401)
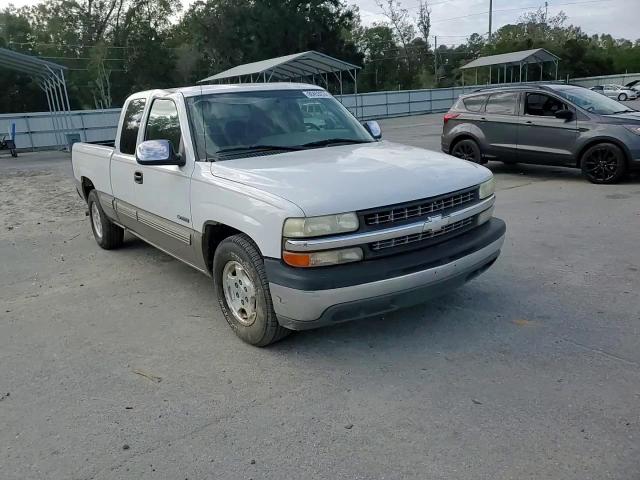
(370, 216, 475, 251)
(364, 190, 476, 226)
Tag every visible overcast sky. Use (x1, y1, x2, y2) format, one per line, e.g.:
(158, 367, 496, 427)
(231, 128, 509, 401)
(7, 0, 639, 44)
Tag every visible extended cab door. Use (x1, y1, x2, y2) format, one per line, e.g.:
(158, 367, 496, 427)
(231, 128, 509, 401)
(516, 91, 578, 165)
(132, 93, 200, 266)
(111, 96, 147, 230)
(481, 91, 520, 161)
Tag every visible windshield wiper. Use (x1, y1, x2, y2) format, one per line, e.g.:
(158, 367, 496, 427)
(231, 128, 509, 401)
(610, 109, 635, 114)
(301, 138, 368, 148)
(215, 144, 303, 155)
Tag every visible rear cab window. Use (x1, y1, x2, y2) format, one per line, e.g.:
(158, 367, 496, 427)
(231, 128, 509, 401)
(462, 94, 488, 112)
(119, 98, 147, 154)
(485, 92, 519, 115)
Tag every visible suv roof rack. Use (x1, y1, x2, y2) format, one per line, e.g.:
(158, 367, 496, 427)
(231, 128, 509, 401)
(469, 83, 560, 94)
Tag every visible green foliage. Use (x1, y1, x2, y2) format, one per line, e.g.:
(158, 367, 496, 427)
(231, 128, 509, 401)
(0, 1, 639, 113)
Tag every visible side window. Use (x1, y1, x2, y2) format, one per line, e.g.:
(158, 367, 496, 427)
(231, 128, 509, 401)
(485, 92, 518, 115)
(145, 99, 182, 151)
(119, 98, 146, 154)
(462, 95, 488, 112)
(525, 93, 567, 117)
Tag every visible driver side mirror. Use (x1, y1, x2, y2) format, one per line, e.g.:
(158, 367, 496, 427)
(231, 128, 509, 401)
(554, 109, 573, 121)
(363, 120, 382, 140)
(136, 139, 184, 166)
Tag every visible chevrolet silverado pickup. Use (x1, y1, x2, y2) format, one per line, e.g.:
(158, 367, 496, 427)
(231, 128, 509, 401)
(72, 83, 506, 346)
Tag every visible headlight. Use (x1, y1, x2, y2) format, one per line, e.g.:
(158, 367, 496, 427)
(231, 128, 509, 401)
(478, 177, 495, 199)
(283, 213, 359, 238)
(623, 125, 640, 136)
(282, 247, 363, 268)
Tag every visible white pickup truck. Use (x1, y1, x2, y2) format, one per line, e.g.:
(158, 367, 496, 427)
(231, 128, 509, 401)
(72, 83, 505, 346)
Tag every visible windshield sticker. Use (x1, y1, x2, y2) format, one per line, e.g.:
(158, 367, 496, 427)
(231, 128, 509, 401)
(302, 90, 331, 98)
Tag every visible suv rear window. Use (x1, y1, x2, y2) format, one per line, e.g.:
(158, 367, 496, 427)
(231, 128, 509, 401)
(463, 95, 487, 112)
(485, 92, 518, 115)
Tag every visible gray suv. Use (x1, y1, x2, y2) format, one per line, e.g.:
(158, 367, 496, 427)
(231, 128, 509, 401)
(441, 84, 640, 184)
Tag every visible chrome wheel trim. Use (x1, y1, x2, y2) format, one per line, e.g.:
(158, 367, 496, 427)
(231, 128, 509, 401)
(91, 202, 103, 239)
(222, 260, 257, 326)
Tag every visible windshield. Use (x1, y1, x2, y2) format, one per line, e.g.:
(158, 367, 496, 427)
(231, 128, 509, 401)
(553, 87, 636, 115)
(186, 89, 373, 160)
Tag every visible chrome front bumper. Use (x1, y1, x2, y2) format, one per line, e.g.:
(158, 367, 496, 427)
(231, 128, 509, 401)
(270, 233, 505, 330)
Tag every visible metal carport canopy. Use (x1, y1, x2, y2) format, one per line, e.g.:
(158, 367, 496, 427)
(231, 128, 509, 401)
(198, 50, 361, 93)
(0, 47, 74, 148)
(460, 48, 560, 69)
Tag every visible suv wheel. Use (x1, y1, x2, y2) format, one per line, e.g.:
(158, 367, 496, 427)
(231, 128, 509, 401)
(618, 93, 627, 101)
(451, 138, 483, 164)
(580, 143, 626, 184)
(213, 234, 291, 347)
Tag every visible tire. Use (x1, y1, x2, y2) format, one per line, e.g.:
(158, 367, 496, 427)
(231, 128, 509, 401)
(213, 234, 291, 347)
(618, 93, 627, 101)
(87, 189, 124, 249)
(580, 143, 626, 184)
(451, 138, 483, 164)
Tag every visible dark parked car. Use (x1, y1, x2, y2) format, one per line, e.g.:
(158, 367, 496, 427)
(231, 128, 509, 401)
(441, 84, 640, 184)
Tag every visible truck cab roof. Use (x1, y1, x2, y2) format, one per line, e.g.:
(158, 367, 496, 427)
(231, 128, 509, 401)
(129, 82, 325, 100)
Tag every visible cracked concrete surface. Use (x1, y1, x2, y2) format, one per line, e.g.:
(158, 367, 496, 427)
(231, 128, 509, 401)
(1, 113, 639, 479)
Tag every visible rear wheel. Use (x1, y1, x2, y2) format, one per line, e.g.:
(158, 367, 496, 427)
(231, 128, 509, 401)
(213, 234, 291, 347)
(580, 143, 626, 184)
(618, 93, 628, 101)
(87, 189, 124, 249)
(451, 138, 483, 164)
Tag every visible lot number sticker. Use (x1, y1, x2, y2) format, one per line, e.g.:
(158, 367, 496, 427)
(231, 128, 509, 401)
(303, 90, 331, 98)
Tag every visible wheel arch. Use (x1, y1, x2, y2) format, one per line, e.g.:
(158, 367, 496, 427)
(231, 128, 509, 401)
(201, 221, 253, 274)
(80, 176, 95, 201)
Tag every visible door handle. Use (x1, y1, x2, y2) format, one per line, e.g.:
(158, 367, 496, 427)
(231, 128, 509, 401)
(480, 117, 487, 121)
(134, 171, 143, 184)
(524, 120, 534, 125)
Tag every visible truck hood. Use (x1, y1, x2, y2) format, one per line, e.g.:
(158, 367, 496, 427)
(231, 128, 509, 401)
(209, 141, 491, 217)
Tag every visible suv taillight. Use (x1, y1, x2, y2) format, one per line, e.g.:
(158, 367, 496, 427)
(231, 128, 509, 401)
(443, 112, 460, 125)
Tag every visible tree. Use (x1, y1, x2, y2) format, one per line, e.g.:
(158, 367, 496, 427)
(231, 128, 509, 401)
(416, 0, 431, 50)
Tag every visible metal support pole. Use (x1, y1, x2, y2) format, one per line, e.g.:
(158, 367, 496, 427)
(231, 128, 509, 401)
(339, 71, 343, 95)
(540, 63, 543, 80)
(23, 115, 35, 151)
(555, 60, 558, 80)
(488, 0, 493, 41)
(489, 66, 492, 84)
(519, 63, 522, 82)
(42, 80, 62, 148)
(475, 68, 478, 85)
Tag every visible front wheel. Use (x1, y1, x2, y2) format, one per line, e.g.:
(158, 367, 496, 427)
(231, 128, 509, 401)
(580, 143, 626, 184)
(618, 93, 628, 101)
(451, 138, 483, 164)
(213, 234, 291, 347)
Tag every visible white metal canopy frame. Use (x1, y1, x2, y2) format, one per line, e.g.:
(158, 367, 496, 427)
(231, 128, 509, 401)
(0, 47, 75, 148)
(460, 48, 561, 86)
(198, 50, 361, 95)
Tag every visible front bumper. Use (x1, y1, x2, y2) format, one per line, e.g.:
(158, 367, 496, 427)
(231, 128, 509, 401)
(268, 218, 506, 330)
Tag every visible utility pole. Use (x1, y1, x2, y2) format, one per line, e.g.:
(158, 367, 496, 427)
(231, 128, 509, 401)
(488, 0, 493, 41)
(433, 36, 438, 85)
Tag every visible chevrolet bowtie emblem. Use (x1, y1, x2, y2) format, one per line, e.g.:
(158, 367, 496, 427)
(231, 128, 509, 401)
(423, 214, 448, 233)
